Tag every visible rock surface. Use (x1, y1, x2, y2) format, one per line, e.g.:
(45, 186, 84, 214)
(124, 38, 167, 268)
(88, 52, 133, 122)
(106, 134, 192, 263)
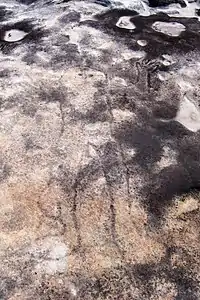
(1, 0, 200, 299)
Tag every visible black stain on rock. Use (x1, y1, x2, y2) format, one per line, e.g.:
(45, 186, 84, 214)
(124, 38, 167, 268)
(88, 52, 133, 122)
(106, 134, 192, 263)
(16, 0, 40, 4)
(54, 35, 70, 47)
(38, 87, 67, 104)
(115, 117, 163, 171)
(0, 69, 10, 78)
(148, 0, 186, 8)
(56, 160, 102, 197)
(113, 84, 200, 223)
(94, 0, 111, 7)
(90, 9, 200, 59)
(51, 43, 81, 67)
(0, 161, 10, 182)
(196, 8, 200, 17)
(145, 165, 192, 219)
(109, 87, 136, 111)
(76, 248, 200, 299)
(153, 120, 191, 142)
(143, 124, 200, 222)
(178, 134, 200, 164)
(0, 278, 16, 299)
(127, 127, 161, 169)
(36, 281, 74, 300)
(73, 100, 108, 123)
(99, 141, 125, 185)
(59, 11, 81, 23)
(0, 6, 13, 22)
(153, 101, 178, 119)
(24, 136, 43, 151)
(95, 8, 139, 27)
(133, 260, 199, 300)
(177, 134, 200, 190)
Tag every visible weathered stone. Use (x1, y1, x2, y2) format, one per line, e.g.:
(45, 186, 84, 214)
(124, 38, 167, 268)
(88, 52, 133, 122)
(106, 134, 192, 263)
(0, 0, 200, 299)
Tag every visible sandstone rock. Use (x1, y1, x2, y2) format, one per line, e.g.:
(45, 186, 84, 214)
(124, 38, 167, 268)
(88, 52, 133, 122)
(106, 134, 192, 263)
(0, 0, 200, 299)
(176, 195, 199, 216)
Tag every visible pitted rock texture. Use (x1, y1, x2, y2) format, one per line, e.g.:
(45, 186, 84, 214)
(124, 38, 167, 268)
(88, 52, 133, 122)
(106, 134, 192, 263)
(1, 0, 200, 299)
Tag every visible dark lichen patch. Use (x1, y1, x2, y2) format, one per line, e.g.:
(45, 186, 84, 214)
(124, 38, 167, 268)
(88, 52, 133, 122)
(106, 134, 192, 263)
(59, 43, 79, 54)
(0, 160, 10, 182)
(0, 93, 25, 111)
(0, 6, 13, 22)
(133, 260, 199, 300)
(116, 118, 197, 220)
(51, 43, 81, 67)
(153, 101, 178, 119)
(196, 8, 200, 17)
(114, 120, 163, 171)
(109, 88, 136, 111)
(110, 62, 140, 85)
(178, 135, 200, 164)
(144, 165, 192, 219)
(177, 134, 200, 189)
(77, 265, 135, 299)
(78, 88, 108, 123)
(95, 8, 139, 27)
(81, 51, 112, 75)
(37, 87, 68, 104)
(0, 69, 10, 78)
(74, 160, 102, 192)
(55, 160, 102, 197)
(139, 17, 200, 58)
(24, 136, 43, 151)
(22, 52, 38, 65)
(16, 0, 39, 4)
(130, 128, 162, 169)
(98, 141, 125, 185)
(92, 9, 200, 59)
(142, 128, 200, 222)
(94, 0, 111, 7)
(54, 35, 70, 47)
(0, 277, 16, 299)
(73, 100, 108, 123)
(76, 251, 200, 299)
(154, 81, 182, 107)
(152, 119, 191, 141)
(36, 281, 74, 300)
(148, 0, 186, 8)
(59, 11, 81, 24)
(113, 91, 199, 222)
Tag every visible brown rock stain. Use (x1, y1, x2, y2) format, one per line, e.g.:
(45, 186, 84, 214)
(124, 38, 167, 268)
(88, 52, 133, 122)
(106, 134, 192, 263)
(0, 177, 65, 250)
(115, 197, 165, 264)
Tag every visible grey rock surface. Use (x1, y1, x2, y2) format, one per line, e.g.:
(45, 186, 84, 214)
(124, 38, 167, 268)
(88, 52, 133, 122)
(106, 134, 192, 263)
(1, 0, 200, 299)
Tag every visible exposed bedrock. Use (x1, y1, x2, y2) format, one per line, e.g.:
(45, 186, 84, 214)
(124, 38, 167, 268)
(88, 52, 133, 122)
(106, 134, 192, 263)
(0, 0, 200, 299)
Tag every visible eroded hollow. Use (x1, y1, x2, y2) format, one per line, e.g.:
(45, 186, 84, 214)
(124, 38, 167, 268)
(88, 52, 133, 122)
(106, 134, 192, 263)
(152, 21, 186, 36)
(116, 16, 136, 30)
(3, 29, 28, 42)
